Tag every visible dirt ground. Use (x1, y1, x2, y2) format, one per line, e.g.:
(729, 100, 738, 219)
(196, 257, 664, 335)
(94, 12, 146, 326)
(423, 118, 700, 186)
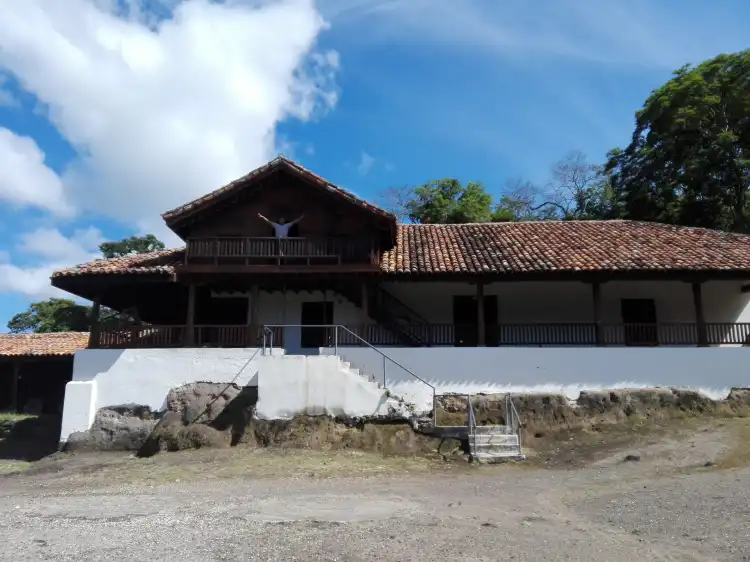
(2, 417, 750, 561)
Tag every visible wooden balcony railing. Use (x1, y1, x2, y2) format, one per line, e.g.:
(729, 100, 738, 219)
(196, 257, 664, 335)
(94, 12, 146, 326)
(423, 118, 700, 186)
(184, 236, 377, 265)
(94, 322, 750, 349)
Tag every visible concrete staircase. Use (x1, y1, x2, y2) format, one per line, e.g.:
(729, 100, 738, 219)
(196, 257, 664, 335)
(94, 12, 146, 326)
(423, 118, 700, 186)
(470, 425, 524, 463)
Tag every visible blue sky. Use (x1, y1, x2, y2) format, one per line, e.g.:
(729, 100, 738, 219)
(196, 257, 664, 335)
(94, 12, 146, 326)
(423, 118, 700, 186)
(0, 0, 748, 331)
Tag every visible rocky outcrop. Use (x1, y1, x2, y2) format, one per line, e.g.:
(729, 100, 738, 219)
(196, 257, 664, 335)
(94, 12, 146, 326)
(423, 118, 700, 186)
(64, 405, 157, 452)
(67, 384, 750, 457)
(165, 382, 244, 424)
(435, 387, 750, 435)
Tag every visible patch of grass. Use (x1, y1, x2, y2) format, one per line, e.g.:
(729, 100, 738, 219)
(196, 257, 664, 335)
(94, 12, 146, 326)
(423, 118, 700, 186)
(711, 418, 750, 470)
(0, 459, 31, 475)
(524, 415, 707, 469)
(0, 413, 35, 438)
(26, 448, 475, 487)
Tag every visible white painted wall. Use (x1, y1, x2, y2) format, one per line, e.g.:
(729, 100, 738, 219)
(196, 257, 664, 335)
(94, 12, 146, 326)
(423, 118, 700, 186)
(60, 348, 406, 441)
(60, 381, 97, 441)
(255, 355, 408, 420)
(324, 346, 750, 411)
(215, 280, 750, 349)
(382, 280, 750, 326)
(213, 289, 368, 353)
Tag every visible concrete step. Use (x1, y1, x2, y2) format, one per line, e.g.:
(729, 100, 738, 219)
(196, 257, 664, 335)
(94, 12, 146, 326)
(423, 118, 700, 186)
(472, 451, 525, 463)
(472, 434, 519, 446)
(473, 425, 515, 435)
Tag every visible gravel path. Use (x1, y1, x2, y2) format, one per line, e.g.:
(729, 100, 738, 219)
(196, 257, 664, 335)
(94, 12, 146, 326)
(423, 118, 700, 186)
(2, 461, 749, 561)
(1, 421, 748, 561)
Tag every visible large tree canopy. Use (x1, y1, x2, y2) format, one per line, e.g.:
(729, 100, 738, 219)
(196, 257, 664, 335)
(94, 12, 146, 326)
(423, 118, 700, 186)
(7, 298, 91, 333)
(387, 151, 613, 224)
(99, 234, 165, 258)
(607, 50, 750, 232)
(7, 234, 165, 333)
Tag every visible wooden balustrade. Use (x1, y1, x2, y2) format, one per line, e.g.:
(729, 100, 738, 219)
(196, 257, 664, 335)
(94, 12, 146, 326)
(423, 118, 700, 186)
(185, 236, 376, 265)
(94, 322, 750, 349)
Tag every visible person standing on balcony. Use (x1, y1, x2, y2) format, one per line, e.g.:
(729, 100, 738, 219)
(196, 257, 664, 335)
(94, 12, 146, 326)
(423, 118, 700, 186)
(256, 213, 305, 238)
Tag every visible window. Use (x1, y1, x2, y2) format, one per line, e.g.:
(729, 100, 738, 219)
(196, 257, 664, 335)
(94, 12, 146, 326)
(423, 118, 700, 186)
(620, 298, 658, 346)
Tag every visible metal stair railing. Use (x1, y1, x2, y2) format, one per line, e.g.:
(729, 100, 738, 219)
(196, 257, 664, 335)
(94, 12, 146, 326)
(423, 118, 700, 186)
(261, 324, 437, 423)
(505, 393, 523, 455)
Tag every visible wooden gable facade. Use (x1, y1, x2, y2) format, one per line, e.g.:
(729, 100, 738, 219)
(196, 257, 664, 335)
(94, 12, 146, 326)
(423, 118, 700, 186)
(164, 157, 397, 275)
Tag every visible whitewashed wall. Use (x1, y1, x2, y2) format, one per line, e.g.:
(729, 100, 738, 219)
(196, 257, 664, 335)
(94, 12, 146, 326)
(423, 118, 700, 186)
(215, 280, 750, 350)
(324, 346, 750, 411)
(214, 290, 368, 353)
(382, 280, 750, 325)
(60, 348, 404, 442)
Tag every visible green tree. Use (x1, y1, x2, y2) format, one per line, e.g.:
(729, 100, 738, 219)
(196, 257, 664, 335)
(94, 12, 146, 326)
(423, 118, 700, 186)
(405, 179, 494, 224)
(99, 234, 165, 258)
(7, 298, 91, 333)
(607, 50, 750, 232)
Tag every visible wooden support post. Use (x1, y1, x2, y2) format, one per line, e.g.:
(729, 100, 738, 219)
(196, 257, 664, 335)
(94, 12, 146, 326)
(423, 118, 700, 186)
(185, 283, 196, 346)
(88, 296, 101, 349)
(476, 282, 486, 347)
(10, 360, 20, 413)
(250, 285, 259, 342)
(591, 282, 604, 346)
(361, 283, 369, 318)
(692, 282, 708, 347)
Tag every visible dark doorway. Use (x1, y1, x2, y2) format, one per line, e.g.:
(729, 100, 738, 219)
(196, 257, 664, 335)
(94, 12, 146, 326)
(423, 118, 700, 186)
(621, 298, 658, 346)
(301, 301, 334, 348)
(452, 295, 499, 346)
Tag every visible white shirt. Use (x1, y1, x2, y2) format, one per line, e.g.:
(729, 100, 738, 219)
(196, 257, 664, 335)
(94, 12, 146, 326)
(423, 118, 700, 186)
(271, 222, 292, 238)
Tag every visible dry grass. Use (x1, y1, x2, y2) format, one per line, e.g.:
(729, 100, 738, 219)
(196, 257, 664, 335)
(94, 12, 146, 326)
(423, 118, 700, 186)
(522, 414, 709, 468)
(710, 417, 750, 470)
(12, 447, 475, 488)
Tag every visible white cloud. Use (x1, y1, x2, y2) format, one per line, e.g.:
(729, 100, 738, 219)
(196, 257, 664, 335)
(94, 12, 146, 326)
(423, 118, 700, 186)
(322, 0, 749, 69)
(0, 227, 103, 298)
(0, 0, 338, 233)
(0, 0, 338, 304)
(0, 128, 74, 216)
(356, 151, 375, 176)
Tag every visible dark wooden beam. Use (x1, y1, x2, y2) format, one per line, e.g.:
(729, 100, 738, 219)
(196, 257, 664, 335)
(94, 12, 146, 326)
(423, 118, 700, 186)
(476, 281, 486, 347)
(361, 283, 369, 318)
(88, 296, 101, 349)
(185, 283, 196, 346)
(692, 282, 708, 347)
(591, 281, 604, 346)
(176, 264, 380, 276)
(10, 359, 20, 413)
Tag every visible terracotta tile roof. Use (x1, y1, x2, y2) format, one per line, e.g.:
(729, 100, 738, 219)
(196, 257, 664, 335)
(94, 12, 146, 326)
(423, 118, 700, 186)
(0, 332, 89, 357)
(381, 221, 750, 275)
(161, 155, 396, 225)
(52, 248, 183, 278)
(50, 221, 750, 279)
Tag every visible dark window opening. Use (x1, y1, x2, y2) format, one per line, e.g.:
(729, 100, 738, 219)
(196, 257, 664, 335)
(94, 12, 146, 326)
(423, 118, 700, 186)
(452, 295, 498, 346)
(301, 301, 334, 348)
(620, 298, 658, 346)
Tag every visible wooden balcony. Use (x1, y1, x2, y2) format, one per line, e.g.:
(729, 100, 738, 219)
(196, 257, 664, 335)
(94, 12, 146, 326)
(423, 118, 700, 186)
(182, 237, 379, 271)
(93, 322, 750, 349)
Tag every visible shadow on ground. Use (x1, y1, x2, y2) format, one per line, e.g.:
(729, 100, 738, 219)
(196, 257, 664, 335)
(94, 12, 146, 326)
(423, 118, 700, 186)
(0, 415, 61, 461)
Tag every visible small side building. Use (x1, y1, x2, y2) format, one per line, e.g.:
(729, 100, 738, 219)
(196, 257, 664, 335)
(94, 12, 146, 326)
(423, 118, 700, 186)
(0, 333, 89, 414)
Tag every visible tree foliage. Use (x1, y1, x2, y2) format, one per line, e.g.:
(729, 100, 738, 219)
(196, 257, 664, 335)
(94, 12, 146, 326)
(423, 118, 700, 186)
(387, 151, 613, 224)
(99, 234, 165, 258)
(607, 50, 750, 232)
(7, 298, 91, 333)
(7, 234, 165, 333)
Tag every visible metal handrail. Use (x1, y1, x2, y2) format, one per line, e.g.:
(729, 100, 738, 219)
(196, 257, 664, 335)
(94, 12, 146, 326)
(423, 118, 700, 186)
(505, 393, 523, 455)
(261, 324, 436, 422)
(467, 394, 477, 455)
